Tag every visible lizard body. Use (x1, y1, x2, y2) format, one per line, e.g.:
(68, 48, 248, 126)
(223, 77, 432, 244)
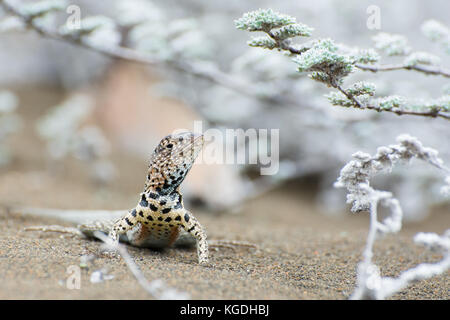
(107, 132, 208, 264)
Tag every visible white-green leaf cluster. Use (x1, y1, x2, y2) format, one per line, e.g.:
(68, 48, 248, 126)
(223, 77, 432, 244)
(421, 19, 449, 41)
(412, 96, 450, 112)
(115, 0, 164, 27)
(235, 9, 296, 32)
(421, 19, 450, 54)
(36, 94, 112, 166)
(403, 51, 440, 67)
(129, 18, 213, 60)
(372, 32, 411, 56)
(60, 16, 121, 49)
(18, 0, 66, 18)
(60, 15, 115, 36)
(293, 39, 354, 82)
(248, 36, 277, 49)
(375, 95, 407, 110)
(325, 91, 354, 107)
(347, 81, 376, 96)
(309, 71, 332, 84)
(350, 48, 380, 64)
(271, 23, 313, 39)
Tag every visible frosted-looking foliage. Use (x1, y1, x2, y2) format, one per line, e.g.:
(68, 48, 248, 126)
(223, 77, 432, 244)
(60, 15, 121, 49)
(403, 52, 441, 67)
(334, 135, 450, 299)
(0, 90, 21, 166)
(372, 33, 411, 56)
(421, 19, 450, 55)
(36, 94, 115, 184)
(115, 0, 164, 27)
(121, 0, 213, 61)
(17, 0, 66, 17)
(236, 9, 450, 119)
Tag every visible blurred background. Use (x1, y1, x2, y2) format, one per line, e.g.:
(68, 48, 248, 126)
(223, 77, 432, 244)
(0, 0, 449, 222)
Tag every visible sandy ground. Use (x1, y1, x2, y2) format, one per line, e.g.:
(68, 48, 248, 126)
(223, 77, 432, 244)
(1, 186, 449, 300)
(0, 86, 448, 300)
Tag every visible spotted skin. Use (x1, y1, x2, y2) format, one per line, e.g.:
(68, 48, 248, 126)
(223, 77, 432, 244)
(108, 132, 208, 264)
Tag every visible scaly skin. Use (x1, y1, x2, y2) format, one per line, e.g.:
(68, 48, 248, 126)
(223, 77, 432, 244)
(108, 132, 208, 264)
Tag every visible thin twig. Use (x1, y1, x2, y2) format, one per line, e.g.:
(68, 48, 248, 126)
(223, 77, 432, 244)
(93, 231, 190, 299)
(335, 83, 450, 120)
(267, 30, 309, 55)
(356, 63, 450, 78)
(24, 225, 83, 236)
(209, 239, 258, 250)
(335, 83, 364, 109)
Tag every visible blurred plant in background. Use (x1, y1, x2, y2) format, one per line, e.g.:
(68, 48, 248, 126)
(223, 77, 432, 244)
(0, 0, 449, 221)
(0, 90, 21, 166)
(36, 94, 115, 184)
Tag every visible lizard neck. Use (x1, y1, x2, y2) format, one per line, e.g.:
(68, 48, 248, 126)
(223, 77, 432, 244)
(139, 187, 183, 209)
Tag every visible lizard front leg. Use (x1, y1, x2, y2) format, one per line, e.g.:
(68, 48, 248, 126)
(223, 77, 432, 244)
(178, 209, 209, 264)
(108, 208, 139, 245)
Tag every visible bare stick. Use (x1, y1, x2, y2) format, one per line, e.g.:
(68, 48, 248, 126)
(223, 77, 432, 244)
(209, 239, 257, 250)
(356, 63, 450, 78)
(93, 231, 189, 300)
(24, 225, 83, 236)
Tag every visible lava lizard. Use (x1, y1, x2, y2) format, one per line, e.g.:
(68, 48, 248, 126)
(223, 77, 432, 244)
(22, 132, 209, 264)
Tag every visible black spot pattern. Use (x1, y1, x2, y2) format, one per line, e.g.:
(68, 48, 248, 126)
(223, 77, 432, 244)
(174, 201, 182, 209)
(139, 194, 148, 207)
(148, 192, 159, 199)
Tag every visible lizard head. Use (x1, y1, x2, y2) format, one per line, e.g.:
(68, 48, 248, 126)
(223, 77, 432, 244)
(144, 132, 204, 194)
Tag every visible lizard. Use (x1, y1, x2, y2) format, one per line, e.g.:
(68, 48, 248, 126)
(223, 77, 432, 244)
(12, 131, 256, 265)
(107, 131, 209, 264)
(106, 131, 209, 264)
(21, 132, 209, 264)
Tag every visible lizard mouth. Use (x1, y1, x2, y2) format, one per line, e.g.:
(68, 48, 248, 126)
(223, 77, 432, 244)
(173, 132, 204, 151)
